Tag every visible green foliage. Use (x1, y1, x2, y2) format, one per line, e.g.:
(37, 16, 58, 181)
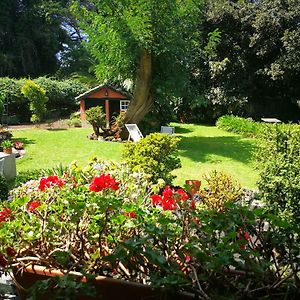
(0, 175, 9, 201)
(34, 77, 87, 115)
(28, 275, 96, 300)
(199, 170, 242, 211)
(200, 0, 300, 121)
(85, 106, 106, 136)
(67, 112, 82, 128)
(0, 77, 87, 123)
(0, 0, 85, 78)
(12, 170, 43, 189)
(122, 133, 181, 184)
(0, 91, 5, 114)
(0, 78, 27, 123)
(216, 115, 266, 137)
(21, 80, 48, 123)
(1, 157, 299, 297)
(1, 140, 12, 148)
(257, 124, 300, 223)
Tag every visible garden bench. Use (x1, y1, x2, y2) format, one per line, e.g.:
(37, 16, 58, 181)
(161, 126, 175, 134)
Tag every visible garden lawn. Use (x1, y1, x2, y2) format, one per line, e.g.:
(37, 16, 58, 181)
(12, 123, 259, 188)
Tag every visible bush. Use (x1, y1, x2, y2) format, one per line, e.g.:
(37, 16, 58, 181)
(0, 77, 28, 123)
(35, 77, 87, 116)
(199, 170, 242, 211)
(122, 133, 181, 184)
(216, 115, 266, 137)
(21, 80, 48, 123)
(256, 124, 300, 224)
(0, 77, 87, 123)
(0, 175, 9, 201)
(66, 112, 82, 128)
(85, 106, 106, 136)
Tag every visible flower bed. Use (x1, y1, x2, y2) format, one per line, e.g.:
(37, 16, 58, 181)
(0, 159, 299, 299)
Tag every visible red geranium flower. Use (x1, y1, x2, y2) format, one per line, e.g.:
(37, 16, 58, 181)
(27, 201, 41, 212)
(151, 186, 190, 211)
(0, 208, 12, 222)
(125, 211, 136, 218)
(89, 174, 120, 192)
(38, 175, 65, 191)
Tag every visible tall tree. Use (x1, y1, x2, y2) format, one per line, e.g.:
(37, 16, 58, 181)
(72, 0, 202, 124)
(0, 0, 84, 78)
(200, 0, 300, 121)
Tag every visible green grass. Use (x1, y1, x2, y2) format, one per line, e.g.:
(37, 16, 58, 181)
(12, 123, 259, 188)
(171, 123, 258, 188)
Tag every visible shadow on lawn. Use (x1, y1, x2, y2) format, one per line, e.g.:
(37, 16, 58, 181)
(179, 135, 256, 164)
(46, 128, 67, 131)
(173, 126, 193, 134)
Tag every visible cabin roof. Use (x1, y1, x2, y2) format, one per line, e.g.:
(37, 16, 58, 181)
(75, 84, 131, 100)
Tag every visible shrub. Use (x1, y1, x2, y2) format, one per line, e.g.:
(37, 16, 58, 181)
(199, 170, 242, 210)
(122, 133, 181, 184)
(0, 91, 5, 115)
(21, 80, 48, 123)
(0, 77, 28, 123)
(85, 106, 106, 136)
(0, 175, 9, 201)
(256, 124, 300, 224)
(0, 77, 87, 123)
(12, 170, 43, 188)
(216, 115, 266, 137)
(66, 112, 82, 127)
(35, 77, 87, 116)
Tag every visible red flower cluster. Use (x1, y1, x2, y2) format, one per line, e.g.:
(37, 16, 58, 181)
(124, 211, 136, 218)
(0, 208, 11, 223)
(238, 227, 250, 250)
(151, 186, 189, 211)
(89, 174, 120, 192)
(38, 175, 65, 191)
(27, 201, 41, 212)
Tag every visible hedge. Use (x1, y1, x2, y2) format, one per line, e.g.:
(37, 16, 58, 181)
(0, 77, 87, 124)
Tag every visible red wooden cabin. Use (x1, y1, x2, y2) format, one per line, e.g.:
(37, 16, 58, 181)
(76, 85, 131, 127)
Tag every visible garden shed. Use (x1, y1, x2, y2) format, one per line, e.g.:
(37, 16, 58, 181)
(76, 85, 131, 127)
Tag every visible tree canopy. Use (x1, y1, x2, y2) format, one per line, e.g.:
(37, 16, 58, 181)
(72, 0, 203, 124)
(0, 0, 87, 78)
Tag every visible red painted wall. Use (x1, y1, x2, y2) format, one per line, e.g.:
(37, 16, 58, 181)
(87, 88, 127, 99)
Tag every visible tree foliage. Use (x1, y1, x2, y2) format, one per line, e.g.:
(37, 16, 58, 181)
(197, 0, 300, 121)
(72, 0, 203, 124)
(0, 0, 88, 78)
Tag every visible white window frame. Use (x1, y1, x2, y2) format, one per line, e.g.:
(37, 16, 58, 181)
(120, 100, 130, 111)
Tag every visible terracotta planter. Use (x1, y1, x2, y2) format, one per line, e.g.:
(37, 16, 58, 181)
(13, 265, 195, 300)
(185, 180, 201, 198)
(3, 147, 12, 154)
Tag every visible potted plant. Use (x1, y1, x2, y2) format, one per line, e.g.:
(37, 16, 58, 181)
(1, 140, 13, 154)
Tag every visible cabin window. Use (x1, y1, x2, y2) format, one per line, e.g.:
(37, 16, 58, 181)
(120, 100, 130, 111)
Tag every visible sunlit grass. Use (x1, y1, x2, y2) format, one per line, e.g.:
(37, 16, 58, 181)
(12, 123, 259, 188)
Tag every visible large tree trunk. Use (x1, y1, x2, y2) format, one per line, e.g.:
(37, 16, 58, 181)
(124, 50, 153, 124)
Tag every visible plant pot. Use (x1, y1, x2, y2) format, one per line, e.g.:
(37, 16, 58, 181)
(3, 147, 12, 154)
(185, 180, 201, 198)
(13, 265, 195, 300)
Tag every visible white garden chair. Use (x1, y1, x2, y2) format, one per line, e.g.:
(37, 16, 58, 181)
(125, 124, 143, 142)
